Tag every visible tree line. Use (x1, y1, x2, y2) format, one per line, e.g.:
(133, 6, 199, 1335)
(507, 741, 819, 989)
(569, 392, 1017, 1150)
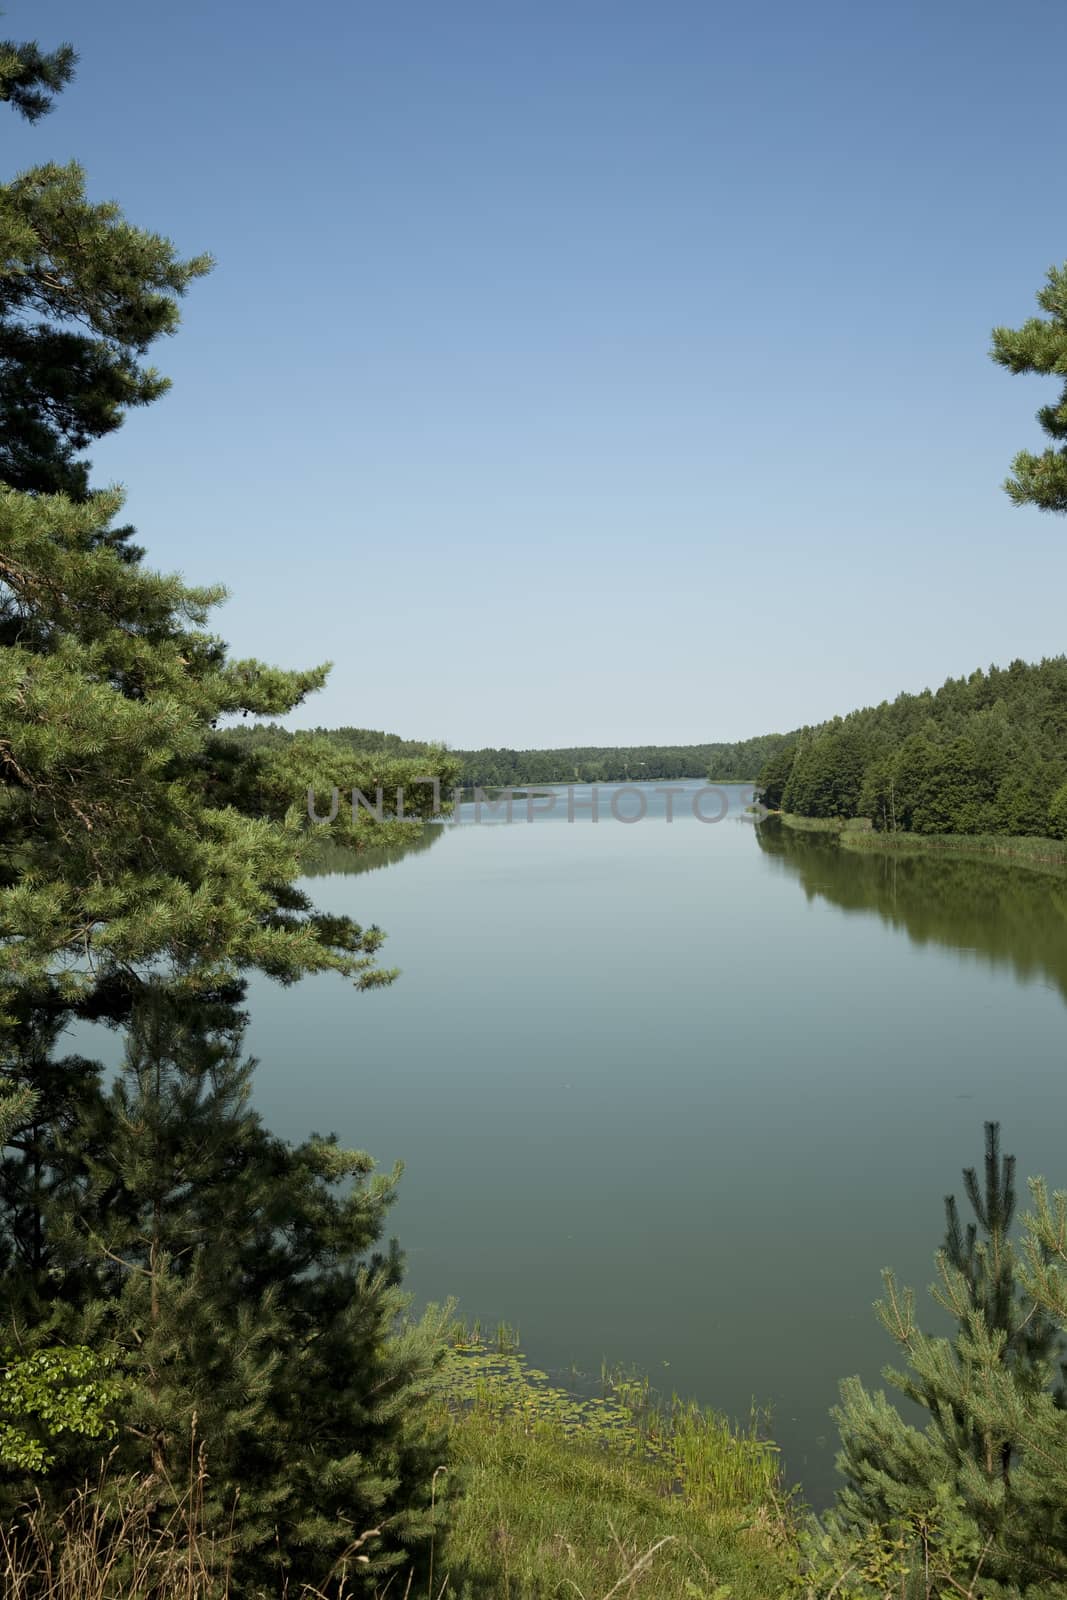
(756, 655, 1067, 838)
(225, 724, 797, 787)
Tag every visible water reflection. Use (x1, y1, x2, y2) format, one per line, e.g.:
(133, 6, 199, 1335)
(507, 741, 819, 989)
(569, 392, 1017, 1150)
(756, 819, 1067, 1001)
(301, 824, 445, 879)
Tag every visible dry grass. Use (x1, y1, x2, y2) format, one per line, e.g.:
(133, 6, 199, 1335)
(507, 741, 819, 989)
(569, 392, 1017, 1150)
(0, 1452, 380, 1600)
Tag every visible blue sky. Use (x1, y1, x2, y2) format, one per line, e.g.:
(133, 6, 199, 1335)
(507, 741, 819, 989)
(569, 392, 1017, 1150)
(11, 0, 1067, 746)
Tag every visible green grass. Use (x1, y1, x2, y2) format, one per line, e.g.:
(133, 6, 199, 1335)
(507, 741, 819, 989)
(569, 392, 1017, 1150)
(777, 813, 1067, 871)
(777, 813, 870, 834)
(425, 1328, 800, 1600)
(836, 827, 1067, 869)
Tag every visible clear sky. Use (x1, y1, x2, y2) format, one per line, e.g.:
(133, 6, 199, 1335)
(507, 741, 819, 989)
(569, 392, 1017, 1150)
(11, 0, 1067, 746)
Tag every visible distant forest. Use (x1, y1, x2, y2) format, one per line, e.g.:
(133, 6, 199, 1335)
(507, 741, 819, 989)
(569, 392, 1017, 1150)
(223, 725, 797, 786)
(758, 655, 1067, 838)
(223, 656, 1067, 836)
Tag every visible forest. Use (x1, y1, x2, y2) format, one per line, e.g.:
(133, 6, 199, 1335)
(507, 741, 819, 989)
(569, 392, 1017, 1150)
(224, 723, 796, 787)
(756, 656, 1067, 838)
(234, 651, 1067, 844)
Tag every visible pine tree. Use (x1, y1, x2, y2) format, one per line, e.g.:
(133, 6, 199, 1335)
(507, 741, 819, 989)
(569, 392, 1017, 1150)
(823, 1126, 1067, 1595)
(0, 32, 454, 1026)
(0, 485, 410, 1020)
(0, 33, 455, 1592)
(0, 33, 208, 528)
(0, 416, 453, 1597)
(943, 1123, 1059, 1392)
(0, 32, 393, 1018)
(2, 985, 449, 1592)
(0, 36, 76, 124)
(992, 262, 1067, 516)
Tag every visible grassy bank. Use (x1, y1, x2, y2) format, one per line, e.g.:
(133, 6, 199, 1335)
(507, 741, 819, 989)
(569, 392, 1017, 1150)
(836, 828, 1067, 868)
(427, 1327, 800, 1599)
(776, 813, 871, 835)
(0, 1328, 881, 1597)
(777, 812, 1067, 870)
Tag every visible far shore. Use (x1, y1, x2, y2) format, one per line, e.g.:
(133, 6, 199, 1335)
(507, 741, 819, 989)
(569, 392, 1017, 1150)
(770, 811, 1067, 873)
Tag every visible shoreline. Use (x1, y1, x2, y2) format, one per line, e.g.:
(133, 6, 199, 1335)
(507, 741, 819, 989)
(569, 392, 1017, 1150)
(771, 812, 1067, 873)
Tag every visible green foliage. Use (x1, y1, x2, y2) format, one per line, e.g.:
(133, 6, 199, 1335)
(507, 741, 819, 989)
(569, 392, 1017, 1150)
(0, 22, 197, 529)
(992, 261, 1067, 515)
(0, 36, 76, 123)
(0, 162, 210, 514)
(226, 724, 799, 788)
(1049, 781, 1067, 840)
(782, 726, 868, 819)
(0, 38, 455, 1022)
(759, 656, 1067, 841)
(821, 1126, 1067, 1596)
(0, 38, 457, 1595)
(757, 741, 798, 810)
(0, 415, 454, 1012)
(0, 1345, 115, 1472)
(0, 986, 451, 1592)
(942, 1123, 1059, 1383)
(798, 1495, 993, 1600)
(0, 485, 420, 1007)
(0, 1081, 36, 1145)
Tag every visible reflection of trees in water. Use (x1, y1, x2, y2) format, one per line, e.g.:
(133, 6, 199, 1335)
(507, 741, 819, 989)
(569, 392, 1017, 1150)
(756, 819, 1067, 1002)
(301, 823, 445, 879)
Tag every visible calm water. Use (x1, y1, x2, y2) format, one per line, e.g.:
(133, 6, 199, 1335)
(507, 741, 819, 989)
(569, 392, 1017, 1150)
(246, 781, 1067, 1502)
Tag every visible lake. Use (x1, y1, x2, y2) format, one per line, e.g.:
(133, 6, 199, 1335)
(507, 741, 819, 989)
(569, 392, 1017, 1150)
(245, 780, 1067, 1504)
